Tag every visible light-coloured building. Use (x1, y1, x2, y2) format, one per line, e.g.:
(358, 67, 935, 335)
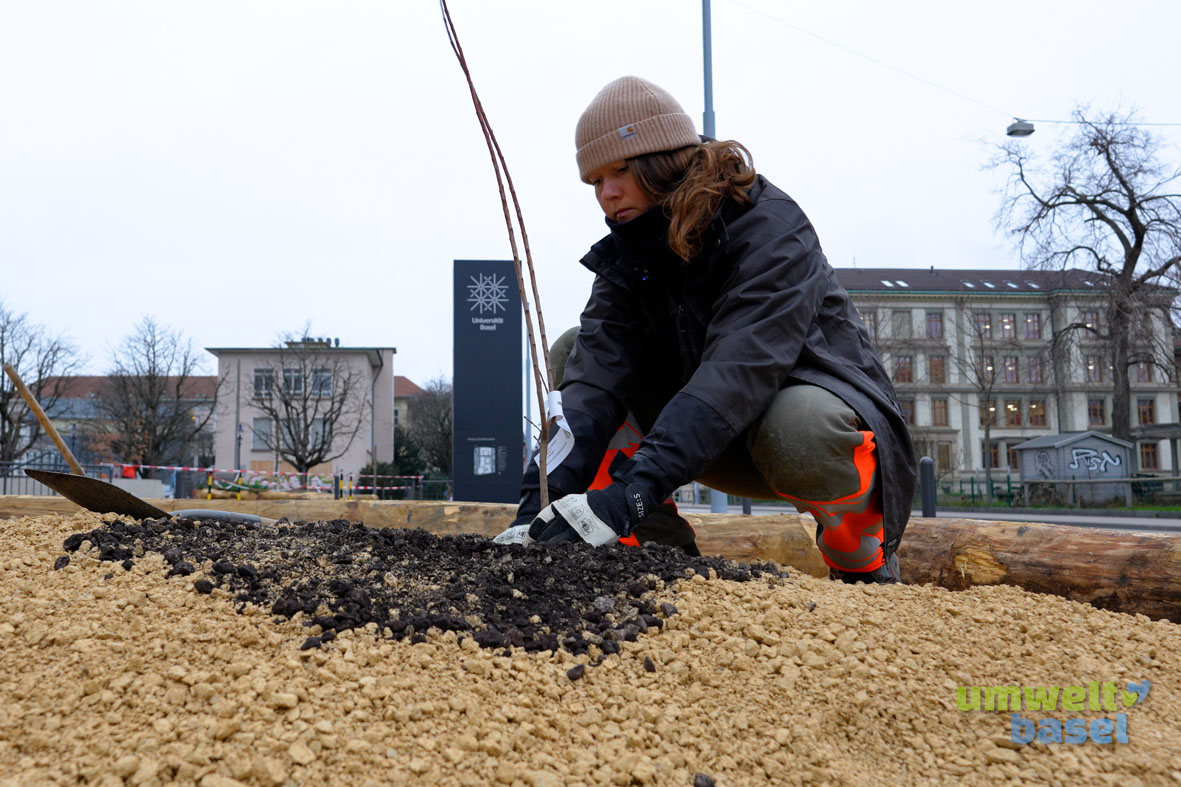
(835, 268, 1179, 482)
(207, 341, 396, 476)
(394, 376, 426, 433)
(39, 375, 217, 467)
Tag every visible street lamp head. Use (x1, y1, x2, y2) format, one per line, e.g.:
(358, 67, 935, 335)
(1007, 119, 1035, 137)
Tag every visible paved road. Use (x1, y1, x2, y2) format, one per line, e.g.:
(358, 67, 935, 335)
(925, 509, 1181, 532)
(675, 502, 1181, 532)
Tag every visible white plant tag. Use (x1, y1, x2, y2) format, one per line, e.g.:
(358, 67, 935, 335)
(540, 390, 575, 470)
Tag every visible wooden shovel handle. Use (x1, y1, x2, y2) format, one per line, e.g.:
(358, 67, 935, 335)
(2, 363, 85, 476)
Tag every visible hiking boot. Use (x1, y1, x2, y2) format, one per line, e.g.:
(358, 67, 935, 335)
(829, 551, 901, 585)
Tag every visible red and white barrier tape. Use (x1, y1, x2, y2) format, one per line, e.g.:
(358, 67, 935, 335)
(113, 462, 423, 481)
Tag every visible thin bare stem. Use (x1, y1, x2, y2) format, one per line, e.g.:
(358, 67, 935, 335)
(440, 0, 553, 505)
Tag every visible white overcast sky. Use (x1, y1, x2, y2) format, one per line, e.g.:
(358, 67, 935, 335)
(2, 1, 1178, 386)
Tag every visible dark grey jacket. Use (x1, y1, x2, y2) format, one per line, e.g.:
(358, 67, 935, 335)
(526, 175, 915, 552)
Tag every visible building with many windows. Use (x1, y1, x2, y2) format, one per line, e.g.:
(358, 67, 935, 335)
(207, 341, 397, 476)
(835, 268, 1179, 481)
(36, 375, 217, 468)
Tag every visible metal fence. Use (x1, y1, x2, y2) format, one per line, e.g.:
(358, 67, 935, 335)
(0, 461, 454, 502)
(927, 468, 1181, 508)
(0, 461, 121, 496)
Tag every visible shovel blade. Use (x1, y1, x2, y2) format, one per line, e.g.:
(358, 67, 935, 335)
(25, 469, 170, 520)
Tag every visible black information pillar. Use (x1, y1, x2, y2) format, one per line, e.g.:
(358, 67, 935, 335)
(452, 259, 523, 503)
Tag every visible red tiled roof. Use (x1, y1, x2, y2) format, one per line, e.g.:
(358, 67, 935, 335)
(44, 375, 219, 400)
(394, 376, 426, 398)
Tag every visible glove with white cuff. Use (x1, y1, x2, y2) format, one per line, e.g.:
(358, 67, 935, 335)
(526, 482, 655, 547)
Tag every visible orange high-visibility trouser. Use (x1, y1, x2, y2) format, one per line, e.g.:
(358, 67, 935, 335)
(776, 430, 884, 573)
(586, 414, 651, 548)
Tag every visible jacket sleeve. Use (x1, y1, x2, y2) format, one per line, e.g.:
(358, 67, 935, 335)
(614, 203, 830, 502)
(513, 275, 639, 521)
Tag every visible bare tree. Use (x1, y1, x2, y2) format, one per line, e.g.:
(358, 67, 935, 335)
(97, 316, 218, 468)
(0, 301, 82, 464)
(992, 107, 1181, 442)
(407, 376, 452, 477)
(248, 335, 366, 477)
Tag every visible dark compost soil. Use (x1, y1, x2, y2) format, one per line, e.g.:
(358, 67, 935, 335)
(60, 516, 785, 655)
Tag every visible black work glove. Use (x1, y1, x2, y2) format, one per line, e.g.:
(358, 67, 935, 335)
(525, 482, 654, 547)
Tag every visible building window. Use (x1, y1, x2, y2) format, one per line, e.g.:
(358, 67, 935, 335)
(894, 355, 914, 383)
(931, 398, 949, 427)
(283, 368, 304, 396)
(974, 312, 992, 339)
(899, 398, 915, 425)
(1081, 310, 1099, 331)
(863, 310, 878, 341)
(394, 407, 400, 427)
(1140, 442, 1159, 471)
(311, 368, 333, 398)
(926, 312, 944, 339)
(999, 313, 1016, 340)
(1005, 400, 1022, 427)
(1133, 313, 1152, 340)
(251, 417, 273, 450)
(1002, 356, 1019, 384)
(929, 356, 947, 384)
(892, 310, 912, 339)
(1024, 313, 1041, 340)
(1138, 398, 1156, 426)
(982, 441, 1001, 469)
(1027, 356, 1044, 384)
(253, 368, 274, 398)
(1029, 400, 1047, 427)
(1134, 361, 1153, 383)
(937, 443, 952, 473)
(1007, 446, 1020, 470)
(1084, 355, 1103, 383)
(979, 399, 997, 427)
(977, 355, 995, 383)
(1087, 398, 1106, 426)
(310, 417, 329, 446)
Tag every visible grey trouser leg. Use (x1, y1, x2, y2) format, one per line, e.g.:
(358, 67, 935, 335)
(702, 385, 885, 572)
(693, 385, 864, 501)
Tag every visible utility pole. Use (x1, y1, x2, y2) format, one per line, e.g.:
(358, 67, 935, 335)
(233, 360, 242, 470)
(703, 0, 728, 514)
(702, 0, 716, 139)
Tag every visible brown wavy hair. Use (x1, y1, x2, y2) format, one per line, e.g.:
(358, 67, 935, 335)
(629, 140, 756, 260)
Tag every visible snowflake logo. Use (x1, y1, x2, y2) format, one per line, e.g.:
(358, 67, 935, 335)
(467, 273, 509, 313)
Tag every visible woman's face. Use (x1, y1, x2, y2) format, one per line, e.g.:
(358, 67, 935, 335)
(587, 159, 652, 222)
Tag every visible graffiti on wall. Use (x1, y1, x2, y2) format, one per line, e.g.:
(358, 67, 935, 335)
(1067, 447, 1122, 474)
(1034, 450, 1055, 479)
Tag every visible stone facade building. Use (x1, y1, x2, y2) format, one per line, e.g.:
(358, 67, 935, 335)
(207, 341, 397, 477)
(835, 268, 1179, 482)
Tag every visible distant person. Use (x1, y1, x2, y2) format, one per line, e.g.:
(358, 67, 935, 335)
(500, 76, 915, 583)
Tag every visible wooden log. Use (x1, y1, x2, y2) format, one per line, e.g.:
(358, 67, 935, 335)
(2, 496, 1176, 621)
(897, 516, 1181, 622)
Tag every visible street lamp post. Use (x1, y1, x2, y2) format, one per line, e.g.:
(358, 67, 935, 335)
(702, 0, 715, 139)
(1007, 118, 1034, 137)
(703, 0, 728, 514)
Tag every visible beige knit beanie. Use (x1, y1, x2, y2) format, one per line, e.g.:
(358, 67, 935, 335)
(575, 76, 700, 183)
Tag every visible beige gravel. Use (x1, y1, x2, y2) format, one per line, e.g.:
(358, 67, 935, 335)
(1, 511, 1179, 786)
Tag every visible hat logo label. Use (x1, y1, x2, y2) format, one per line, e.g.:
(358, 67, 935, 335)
(617, 124, 636, 140)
